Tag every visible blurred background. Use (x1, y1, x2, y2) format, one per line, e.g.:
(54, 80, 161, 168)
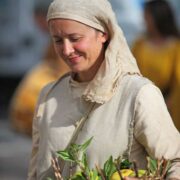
(0, 0, 179, 179)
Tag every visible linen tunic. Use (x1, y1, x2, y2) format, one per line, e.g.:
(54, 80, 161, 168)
(28, 74, 180, 180)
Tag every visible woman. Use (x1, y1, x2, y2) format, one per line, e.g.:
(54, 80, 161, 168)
(28, 0, 180, 179)
(132, 0, 180, 130)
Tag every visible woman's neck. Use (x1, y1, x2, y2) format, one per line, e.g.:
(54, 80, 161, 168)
(75, 49, 105, 82)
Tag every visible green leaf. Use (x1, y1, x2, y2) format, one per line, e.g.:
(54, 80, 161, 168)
(56, 150, 75, 162)
(120, 159, 132, 169)
(70, 144, 81, 152)
(90, 169, 101, 180)
(79, 137, 93, 152)
(103, 156, 116, 179)
(82, 152, 89, 172)
(149, 158, 157, 173)
(166, 160, 172, 172)
(46, 177, 53, 180)
(71, 171, 86, 180)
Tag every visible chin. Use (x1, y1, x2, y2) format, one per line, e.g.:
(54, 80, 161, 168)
(71, 66, 85, 73)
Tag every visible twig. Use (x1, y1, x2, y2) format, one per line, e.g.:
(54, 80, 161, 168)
(69, 162, 73, 178)
(77, 161, 90, 180)
(156, 159, 161, 177)
(51, 157, 63, 180)
(95, 164, 106, 180)
(161, 158, 169, 179)
(115, 163, 124, 180)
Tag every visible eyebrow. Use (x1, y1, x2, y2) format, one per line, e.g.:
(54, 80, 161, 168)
(52, 35, 61, 38)
(52, 33, 82, 38)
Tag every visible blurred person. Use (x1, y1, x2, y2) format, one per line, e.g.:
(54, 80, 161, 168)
(169, 54, 180, 130)
(132, 0, 180, 130)
(27, 0, 180, 179)
(9, 2, 70, 136)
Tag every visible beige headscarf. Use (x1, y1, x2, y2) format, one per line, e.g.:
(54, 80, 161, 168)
(47, 0, 140, 104)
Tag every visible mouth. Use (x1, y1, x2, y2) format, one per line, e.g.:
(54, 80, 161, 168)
(68, 55, 81, 64)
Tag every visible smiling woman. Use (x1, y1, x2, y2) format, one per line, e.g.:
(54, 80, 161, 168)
(27, 0, 180, 180)
(49, 19, 108, 82)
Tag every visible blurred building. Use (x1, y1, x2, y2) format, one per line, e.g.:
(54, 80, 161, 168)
(110, 0, 144, 46)
(0, 0, 50, 118)
(167, 0, 180, 28)
(0, 0, 49, 78)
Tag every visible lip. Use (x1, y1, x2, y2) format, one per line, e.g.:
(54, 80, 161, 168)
(68, 55, 81, 64)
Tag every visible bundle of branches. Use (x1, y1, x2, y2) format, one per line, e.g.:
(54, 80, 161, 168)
(48, 137, 171, 180)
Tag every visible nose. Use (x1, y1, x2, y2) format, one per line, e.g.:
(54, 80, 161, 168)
(62, 39, 74, 56)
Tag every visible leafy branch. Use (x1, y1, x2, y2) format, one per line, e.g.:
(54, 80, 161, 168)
(48, 137, 172, 180)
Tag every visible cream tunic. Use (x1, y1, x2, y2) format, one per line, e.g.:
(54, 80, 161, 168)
(28, 74, 180, 180)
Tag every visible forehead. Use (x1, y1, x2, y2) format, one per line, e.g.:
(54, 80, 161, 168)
(48, 19, 95, 35)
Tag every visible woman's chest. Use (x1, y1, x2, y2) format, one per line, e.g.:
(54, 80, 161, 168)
(41, 94, 133, 167)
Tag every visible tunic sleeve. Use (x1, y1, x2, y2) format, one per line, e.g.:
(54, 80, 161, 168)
(134, 83, 180, 179)
(27, 109, 40, 180)
(27, 82, 54, 180)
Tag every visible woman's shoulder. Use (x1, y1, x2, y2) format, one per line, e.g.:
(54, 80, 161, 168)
(126, 75, 161, 95)
(121, 75, 166, 103)
(39, 72, 71, 98)
(118, 74, 154, 101)
(121, 74, 152, 88)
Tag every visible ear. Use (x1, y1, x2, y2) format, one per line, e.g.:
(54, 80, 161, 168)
(97, 31, 108, 43)
(101, 32, 109, 43)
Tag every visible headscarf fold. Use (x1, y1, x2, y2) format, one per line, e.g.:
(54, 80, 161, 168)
(47, 0, 140, 104)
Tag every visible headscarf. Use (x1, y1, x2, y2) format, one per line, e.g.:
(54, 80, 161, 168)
(47, 0, 140, 104)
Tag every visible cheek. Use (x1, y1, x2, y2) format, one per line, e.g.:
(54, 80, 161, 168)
(53, 43, 66, 57)
(75, 39, 99, 57)
(75, 40, 90, 53)
(54, 45, 61, 56)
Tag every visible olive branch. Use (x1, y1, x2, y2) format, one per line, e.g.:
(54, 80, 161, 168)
(47, 137, 171, 180)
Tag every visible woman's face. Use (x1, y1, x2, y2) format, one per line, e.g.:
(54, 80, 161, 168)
(49, 19, 108, 82)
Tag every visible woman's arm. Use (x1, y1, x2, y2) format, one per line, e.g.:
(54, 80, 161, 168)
(27, 114, 40, 180)
(27, 82, 55, 180)
(134, 83, 180, 179)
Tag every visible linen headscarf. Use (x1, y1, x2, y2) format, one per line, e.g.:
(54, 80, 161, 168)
(47, 0, 141, 104)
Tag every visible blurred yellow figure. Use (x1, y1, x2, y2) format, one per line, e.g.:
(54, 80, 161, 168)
(169, 54, 180, 130)
(132, 0, 180, 130)
(132, 38, 180, 94)
(9, 43, 69, 136)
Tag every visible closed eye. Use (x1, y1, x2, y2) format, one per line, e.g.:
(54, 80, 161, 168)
(69, 35, 82, 42)
(53, 38, 63, 44)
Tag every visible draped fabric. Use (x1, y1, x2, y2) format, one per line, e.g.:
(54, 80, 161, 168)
(47, 0, 140, 104)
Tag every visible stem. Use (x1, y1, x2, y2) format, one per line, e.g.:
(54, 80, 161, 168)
(161, 159, 169, 179)
(77, 161, 90, 180)
(69, 162, 74, 178)
(156, 159, 161, 177)
(115, 163, 124, 180)
(95, 164, 106, 180)
(51, 158, 63, 180)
